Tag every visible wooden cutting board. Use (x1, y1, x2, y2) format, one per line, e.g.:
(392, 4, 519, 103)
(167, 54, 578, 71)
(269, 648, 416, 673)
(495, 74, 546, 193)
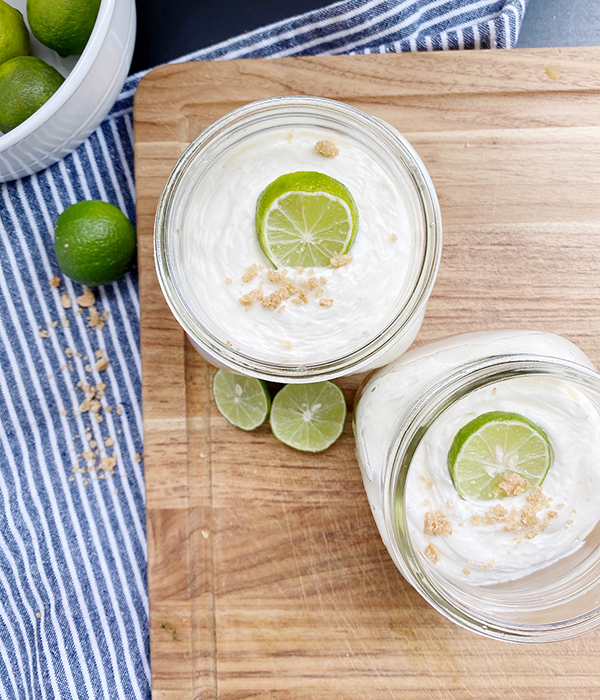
(134, 48, 600, 700)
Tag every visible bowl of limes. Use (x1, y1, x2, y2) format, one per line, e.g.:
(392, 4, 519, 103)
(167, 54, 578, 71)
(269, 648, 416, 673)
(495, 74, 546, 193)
(0, 0, 136, 183)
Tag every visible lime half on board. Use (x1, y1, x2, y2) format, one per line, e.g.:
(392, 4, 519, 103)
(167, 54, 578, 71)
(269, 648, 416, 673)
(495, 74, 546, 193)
(270, 381, 346, 452)
(256, 171, 358, 269)
(447, 411, 552, 501)
(212, 370, 271, 431)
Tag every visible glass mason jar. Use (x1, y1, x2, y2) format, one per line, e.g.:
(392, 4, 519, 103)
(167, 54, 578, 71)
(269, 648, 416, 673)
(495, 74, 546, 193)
(354, 330, 600, 642)
(154, 96, 442, 382)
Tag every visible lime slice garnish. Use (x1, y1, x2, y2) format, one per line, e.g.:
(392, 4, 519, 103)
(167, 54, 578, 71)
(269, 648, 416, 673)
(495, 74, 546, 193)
(447, 411, 552, 501)
(256, 171, 358, 269)
(270, 381, 346, 452)
(212, 370, 271, 431)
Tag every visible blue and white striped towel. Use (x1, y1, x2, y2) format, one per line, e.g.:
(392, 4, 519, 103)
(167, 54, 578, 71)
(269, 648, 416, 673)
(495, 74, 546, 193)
(0, 1, 528, 697)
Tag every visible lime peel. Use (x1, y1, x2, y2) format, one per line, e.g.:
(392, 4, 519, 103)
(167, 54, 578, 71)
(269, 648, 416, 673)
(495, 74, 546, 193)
(447, 411, 552, 501)
(270, 381, 346, 452)
(212, 370, 271, 431)
(53, 200, 136, 287)
(256, 171, 358, 269)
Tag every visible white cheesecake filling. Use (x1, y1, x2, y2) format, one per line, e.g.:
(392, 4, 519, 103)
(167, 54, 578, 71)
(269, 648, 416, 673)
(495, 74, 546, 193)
(180, 129, 422, 364)
(354, 330, 600, 586)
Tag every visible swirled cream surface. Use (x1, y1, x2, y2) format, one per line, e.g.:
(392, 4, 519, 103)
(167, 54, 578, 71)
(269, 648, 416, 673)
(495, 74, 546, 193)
(180, 129, 421, 364)
(406, 376, 600, 584)
(354, 330, 600, 586)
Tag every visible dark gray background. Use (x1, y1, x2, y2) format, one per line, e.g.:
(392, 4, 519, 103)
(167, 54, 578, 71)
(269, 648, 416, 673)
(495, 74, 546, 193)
(130, 0, 600, 74)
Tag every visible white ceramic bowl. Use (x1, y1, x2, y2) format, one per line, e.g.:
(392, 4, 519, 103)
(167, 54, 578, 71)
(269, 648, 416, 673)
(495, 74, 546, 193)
(0, 0, 136, 183)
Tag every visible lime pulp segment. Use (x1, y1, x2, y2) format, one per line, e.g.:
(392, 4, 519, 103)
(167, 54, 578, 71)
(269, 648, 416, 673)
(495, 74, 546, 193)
(447, 411, 552, 501)
(212, 370, 271, 431)
(256, 171, 358, 269)
(270, 381, 346, 452)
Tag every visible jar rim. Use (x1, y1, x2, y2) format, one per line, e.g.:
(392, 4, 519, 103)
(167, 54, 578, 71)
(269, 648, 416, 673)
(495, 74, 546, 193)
(154, 95, 442, 382)
(381, 353, 600, 642)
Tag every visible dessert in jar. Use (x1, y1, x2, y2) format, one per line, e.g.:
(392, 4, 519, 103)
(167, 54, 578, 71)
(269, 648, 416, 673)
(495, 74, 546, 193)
(354, 330, 600, 641)
(154, 96, 441, 382)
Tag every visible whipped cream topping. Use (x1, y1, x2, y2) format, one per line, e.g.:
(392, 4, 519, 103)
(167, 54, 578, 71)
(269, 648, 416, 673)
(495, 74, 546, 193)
(180, 129, 421, 365)
(407, 375, 600, 584)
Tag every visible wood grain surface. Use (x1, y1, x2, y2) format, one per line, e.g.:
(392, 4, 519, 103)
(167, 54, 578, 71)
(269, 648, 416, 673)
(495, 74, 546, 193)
(133, 48, 600, 699)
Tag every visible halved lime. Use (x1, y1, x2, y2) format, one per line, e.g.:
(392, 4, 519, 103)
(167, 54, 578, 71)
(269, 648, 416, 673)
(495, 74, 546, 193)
(212, 370, 271, 431)
(270, 381, 346, 452)
(447, 411, 552, 501)
(256, 171, 358, 269)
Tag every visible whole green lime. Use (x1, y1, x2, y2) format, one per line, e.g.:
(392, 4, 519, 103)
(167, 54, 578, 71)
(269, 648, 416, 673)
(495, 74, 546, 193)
(27, 0, 100, 58)
(0, 56, 64, 132)
(54, 201, 137, 287)
(0, 0, 30, 66)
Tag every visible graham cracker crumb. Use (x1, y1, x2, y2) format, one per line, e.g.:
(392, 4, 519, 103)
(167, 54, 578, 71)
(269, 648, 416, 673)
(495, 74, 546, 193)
(76, 289, 95, 308)
(226, 340, 233, 348)
(105, 437, 115, 447)
(315, 139, 339, 158)
(319, 298, 334, 308)
(496, 472, 530, 497)
(98, 455, 117, 477)
(462, 567, 471, 576)
(267, 269, 287, 283)
(239, 287, 263, 311)
(424, 543, 440, 564)
(261, 288, 291, 310)
(96, 357, 109, 372)
(242, 263, 260, 284)
(95, 350, 109, 372)
(87, 306, 106, 330)
(283, 340, 291, 350)
(389, 234, 398, 242)
(304, 276, 320, 291)
(61, 316, 70, 328)
(239, 266, 334, 310)
(134, 453, 141, 463)
(480, 560, 496, 570)
(225, 277, 232, 285)
(330, 253, 353, 268)
(49, 276, 61, 288)
(50, 321, 58, 328)
(39, 329, 50, 338)
(65, 348, 73, 359)
(116, 406, 123, 416)
(424, 511, 452, 537)
(489, 504, 508, 519)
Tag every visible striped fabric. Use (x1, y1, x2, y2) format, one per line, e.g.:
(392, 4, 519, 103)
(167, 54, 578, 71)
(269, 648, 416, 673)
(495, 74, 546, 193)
(0, 1, 528, 697)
